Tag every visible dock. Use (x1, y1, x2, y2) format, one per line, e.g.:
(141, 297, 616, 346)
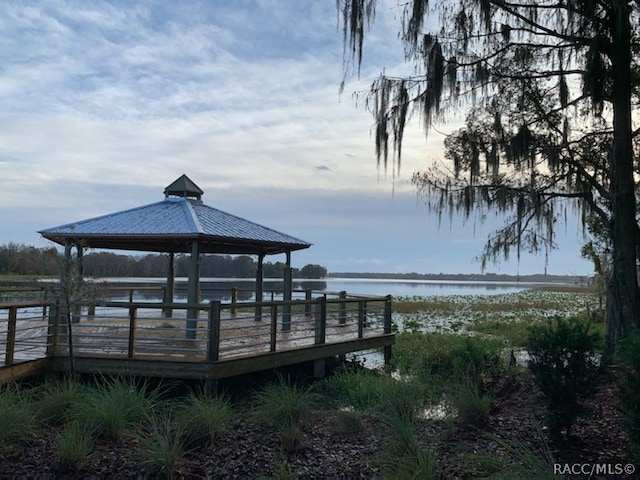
(0, 292, 394, 385)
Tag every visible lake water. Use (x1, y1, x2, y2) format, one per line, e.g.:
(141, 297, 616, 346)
(95, 276, 556, 302)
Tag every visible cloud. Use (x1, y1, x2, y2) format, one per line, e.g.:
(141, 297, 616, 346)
(0, 1, 593, 277)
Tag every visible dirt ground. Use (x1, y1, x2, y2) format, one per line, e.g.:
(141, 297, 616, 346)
(0, 367, 635, 479)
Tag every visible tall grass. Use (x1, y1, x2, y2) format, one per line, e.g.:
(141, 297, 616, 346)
(451, 380, 492, 427)
(378, 408, 436, 480)
(72, 376, 162, 440)
(0, 383, 36, 448)
(392, 331, 505, 387)
(252, 375, 322, 431)
(175, 391, 232, 446)
(134, 413, 185, 480)
(320, 366, 430, 415)
(56, 420, 95, 470)
(36, 378, 86, 426)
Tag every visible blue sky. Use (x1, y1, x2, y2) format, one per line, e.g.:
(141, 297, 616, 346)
(0, 0, 594, 276)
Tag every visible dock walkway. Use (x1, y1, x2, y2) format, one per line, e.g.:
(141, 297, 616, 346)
(0, 294, 394, 383)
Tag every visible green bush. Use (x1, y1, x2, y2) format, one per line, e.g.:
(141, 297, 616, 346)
(526, 316, 601, 439)
(617, 330, 640, 460)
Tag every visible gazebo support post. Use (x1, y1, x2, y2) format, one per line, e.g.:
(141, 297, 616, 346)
(164, 252, 175, 318)
(186, 241, 200, 340)
(255, 253, 264, 321)
(282, 250, 292, 331)
(73, 244, 84, 323)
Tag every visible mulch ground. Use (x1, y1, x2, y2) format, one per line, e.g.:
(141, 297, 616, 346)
(0, 368, 635, 479)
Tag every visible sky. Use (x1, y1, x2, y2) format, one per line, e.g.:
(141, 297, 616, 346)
(0, 0, 594, 276)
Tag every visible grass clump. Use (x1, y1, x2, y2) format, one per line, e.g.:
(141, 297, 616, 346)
(252, 374, 321, 431)
(378, 409, 436, 479)
(392, 331, 505, 387)
(451, 380, 492, 428)
(134, 413, 185, 480)
(72, 376, 161, 440)
(0, 383, 36, 448)
(469, 319, 538, 347)
(320, 365, 429, 416)
(36, 378, 86, 426)
(175, 391, 232, 447)
(56, 420, 95, 471)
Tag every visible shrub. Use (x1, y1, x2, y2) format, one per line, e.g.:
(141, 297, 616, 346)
(617, 330, 640, 460)
(526, 316, 601, 439)
(175, 392, 232, 447)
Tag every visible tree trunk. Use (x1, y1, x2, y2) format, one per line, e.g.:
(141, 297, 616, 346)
(605, 1, 639, 349)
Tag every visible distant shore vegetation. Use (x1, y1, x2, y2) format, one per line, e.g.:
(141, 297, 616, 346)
(329, 271, 592, 285)
(0, 243, 327, 279)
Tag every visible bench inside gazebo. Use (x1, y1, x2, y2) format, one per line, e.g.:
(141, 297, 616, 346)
(0, 176, 394, 386)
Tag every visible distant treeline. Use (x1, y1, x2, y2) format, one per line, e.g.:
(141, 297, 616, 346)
(328, 271, 592, 284)
(0, 243, 327, 279)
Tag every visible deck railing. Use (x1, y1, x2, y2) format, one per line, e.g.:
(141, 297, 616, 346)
(0, 301, 55, 366)
(1, 295, 392, 368)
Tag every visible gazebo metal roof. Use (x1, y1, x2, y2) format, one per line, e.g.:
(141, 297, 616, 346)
(39, 175, 311, 256)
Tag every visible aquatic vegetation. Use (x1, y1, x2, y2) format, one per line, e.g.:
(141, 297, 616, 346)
(392, 289, 599, 342)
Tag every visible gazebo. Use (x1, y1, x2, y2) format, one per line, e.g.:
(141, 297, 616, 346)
(39, 175, 312, 336)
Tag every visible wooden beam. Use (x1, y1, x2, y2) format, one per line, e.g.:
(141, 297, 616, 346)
(47, 335, 395, 381)
(0, 358, 53, 384)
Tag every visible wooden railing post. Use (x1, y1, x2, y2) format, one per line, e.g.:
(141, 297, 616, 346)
(383, 295, 392, 365)
(357, 301, 365, 339)
(304, 289, 312, 318)
(127, 306, 137, 358)
(46, 302, 59, 356)
(231, 287, 238, 316)
(208, 301, 221, 362)
(5, 306, 17, 366)
(270, 304, 278, 352)
(339, 291, 347, 324)
(315, 297, 326, 345)
(282, 300, 291, 331)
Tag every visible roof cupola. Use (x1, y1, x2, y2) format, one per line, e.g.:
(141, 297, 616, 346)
(164, 174, 204, 201)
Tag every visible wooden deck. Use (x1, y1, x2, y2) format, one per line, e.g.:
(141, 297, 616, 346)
(0, 295, 394, 384)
